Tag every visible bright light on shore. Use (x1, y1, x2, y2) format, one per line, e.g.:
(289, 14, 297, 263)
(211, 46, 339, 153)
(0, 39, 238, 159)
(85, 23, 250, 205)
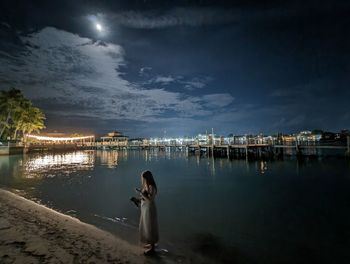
(26, 134, 95, 141)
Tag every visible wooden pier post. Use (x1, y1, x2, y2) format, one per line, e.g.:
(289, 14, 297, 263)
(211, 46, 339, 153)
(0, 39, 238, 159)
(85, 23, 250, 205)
(295, 140, 302, 157)
(277, 146, 284, 159)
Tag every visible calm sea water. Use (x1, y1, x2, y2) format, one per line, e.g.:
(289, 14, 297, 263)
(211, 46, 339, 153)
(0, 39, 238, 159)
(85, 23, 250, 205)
(1, 150, 350, 263)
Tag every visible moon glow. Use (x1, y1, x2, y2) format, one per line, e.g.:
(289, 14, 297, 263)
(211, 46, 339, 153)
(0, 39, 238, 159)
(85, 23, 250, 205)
(96, 23, 102, 31)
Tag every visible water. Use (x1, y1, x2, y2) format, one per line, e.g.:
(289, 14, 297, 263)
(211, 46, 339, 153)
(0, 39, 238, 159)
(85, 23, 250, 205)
(1, 150, 350, 263)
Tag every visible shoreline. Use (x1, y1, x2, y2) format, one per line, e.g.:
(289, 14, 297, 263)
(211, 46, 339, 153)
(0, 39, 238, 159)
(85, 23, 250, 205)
(0, 188, 158, 263)
(0, 188, 219, 264)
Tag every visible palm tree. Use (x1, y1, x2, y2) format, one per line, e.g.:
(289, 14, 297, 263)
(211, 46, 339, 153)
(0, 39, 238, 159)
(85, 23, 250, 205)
(15, 105, 46, 140)
(0, 88, 46, 140)
(0, 88, 25, 139)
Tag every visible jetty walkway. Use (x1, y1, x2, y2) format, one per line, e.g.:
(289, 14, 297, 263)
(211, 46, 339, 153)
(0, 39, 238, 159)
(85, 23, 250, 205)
(1, 136, 349, 159)
(94, 137, 350, 159)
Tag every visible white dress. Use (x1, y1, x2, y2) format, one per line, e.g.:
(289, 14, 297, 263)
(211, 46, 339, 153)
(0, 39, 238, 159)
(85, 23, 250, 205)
(139, 185, 159, 244)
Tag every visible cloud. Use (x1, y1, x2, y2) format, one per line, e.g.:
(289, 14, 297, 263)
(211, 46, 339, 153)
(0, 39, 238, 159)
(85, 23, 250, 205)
(181, 76, 212, 90)
(183, 80, 206, 90)
(144, 74, 211, 90)
(202, 94, 234, 107)
(0, 27, 232, 125)
(150, 75, 175, 85)
(0, 22, 11, 29)
(103, 4, 320, 30)
(108, 8, 236, 29)
(139, 66, 152, 76)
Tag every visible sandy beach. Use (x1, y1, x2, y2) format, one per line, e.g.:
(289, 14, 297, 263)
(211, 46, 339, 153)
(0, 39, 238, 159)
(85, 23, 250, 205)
(0, 188, 159, 264)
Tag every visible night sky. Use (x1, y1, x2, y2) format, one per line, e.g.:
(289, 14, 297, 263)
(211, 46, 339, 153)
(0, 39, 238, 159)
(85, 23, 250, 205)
(0, 1, 349, 137)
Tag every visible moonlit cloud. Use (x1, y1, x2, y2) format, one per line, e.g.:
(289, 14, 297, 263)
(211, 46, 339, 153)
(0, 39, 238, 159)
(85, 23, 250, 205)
(150, 75, 176, 85)
(144, 75, 211, 90)
(202, 94, 234, 107)
(139, 67, 152, 76)
(110, 8, 236, 29)
(86, 14, 109, 37)
(0, 27, 232, 127)
(181, 77, 213, 90)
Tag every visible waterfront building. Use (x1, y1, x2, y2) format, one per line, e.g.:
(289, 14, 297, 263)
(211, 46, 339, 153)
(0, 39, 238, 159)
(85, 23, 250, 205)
(197, 134, 209, 144)
(281, 134, 296, 144)
(129, 138, 144, 146)
(100, 131, 128, 146)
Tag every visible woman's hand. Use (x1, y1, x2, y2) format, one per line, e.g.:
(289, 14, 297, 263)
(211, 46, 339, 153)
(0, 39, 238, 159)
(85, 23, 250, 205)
(141, 190, 149, 200)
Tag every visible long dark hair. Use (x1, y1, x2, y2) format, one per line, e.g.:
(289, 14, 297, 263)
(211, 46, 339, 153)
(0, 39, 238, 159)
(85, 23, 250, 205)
(142, 170, 157, 192)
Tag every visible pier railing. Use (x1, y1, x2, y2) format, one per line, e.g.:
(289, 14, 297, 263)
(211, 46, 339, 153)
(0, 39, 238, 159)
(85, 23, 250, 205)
(0, 142, 25, 155)
(95, 136, 350, 158)
(3, 136, 349, 157)
(96, 138, 349, 148)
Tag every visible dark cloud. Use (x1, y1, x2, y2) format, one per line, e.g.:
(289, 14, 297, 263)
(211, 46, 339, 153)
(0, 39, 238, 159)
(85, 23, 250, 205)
(107, 7, 237, 29)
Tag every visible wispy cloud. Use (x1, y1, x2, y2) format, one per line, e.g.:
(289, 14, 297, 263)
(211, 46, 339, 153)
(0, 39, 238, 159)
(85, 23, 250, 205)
(149, 75, 176, 85)
(106, 8, 236, 29)
(144, 74, 212, 90)
(181, 76, 212, 90)
(202, 94, 234, 107)
(0, 22, 11, 29)
(139, 66, 152, 76)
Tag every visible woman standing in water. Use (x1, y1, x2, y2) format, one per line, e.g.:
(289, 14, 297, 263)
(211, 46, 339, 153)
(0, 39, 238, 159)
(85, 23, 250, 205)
(138, 170, 159, 255)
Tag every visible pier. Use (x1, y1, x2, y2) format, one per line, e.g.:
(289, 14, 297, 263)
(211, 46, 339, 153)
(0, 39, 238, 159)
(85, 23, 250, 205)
(0, 142, 24, 155)
(94, 135, 350, 159)
(2, 134, 349, 159)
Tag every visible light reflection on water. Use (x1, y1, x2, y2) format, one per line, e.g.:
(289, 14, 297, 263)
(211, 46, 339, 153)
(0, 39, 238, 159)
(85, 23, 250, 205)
(0, 150, 350, 263)
(97, 150, 136, 168)
(23, 151, 95, 177)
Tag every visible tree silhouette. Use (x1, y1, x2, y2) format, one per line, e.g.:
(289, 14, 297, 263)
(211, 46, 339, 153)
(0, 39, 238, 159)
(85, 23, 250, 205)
(0, 88, 45, 140)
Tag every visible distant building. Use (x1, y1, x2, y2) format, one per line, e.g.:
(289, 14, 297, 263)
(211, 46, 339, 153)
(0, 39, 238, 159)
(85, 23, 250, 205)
(232, 135, 247, 144)
(339, 130, 350, 142)
(197, 134, 209, 144)
(321, 131, 336, 141)
(341, 129, 350, 135)
(129, 138, 144, 146)
(296, 131, 321, 142)
(100, 131, 128, 146)
(281, 134, 295, 144)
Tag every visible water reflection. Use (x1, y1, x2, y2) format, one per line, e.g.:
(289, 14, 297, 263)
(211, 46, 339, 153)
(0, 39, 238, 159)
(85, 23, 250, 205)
(140, 148, 188, 162)
(210, 157, 216, 177)
(1, 150, 350, 264)
(196, 155, 200, 166)
(97, 150, 126, 168)
(0, 156, 11, 182)
(259, 161, 268, 174)
(23, 151, 94, 178)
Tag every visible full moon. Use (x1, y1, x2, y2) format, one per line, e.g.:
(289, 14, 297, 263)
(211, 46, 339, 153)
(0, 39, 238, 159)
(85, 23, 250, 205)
(96, 23, 102, 31)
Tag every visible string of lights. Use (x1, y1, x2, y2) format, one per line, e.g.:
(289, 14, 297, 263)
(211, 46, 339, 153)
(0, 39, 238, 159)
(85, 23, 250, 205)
(26, 134, 94, 141)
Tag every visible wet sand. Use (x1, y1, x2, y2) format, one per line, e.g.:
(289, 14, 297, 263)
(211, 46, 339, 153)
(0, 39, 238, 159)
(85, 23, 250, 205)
(0, 188, 157, 264)
(0, 188, 233, 264)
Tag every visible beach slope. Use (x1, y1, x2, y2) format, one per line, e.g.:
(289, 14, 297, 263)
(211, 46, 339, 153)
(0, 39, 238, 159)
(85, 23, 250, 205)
(0, 189, 150, 263)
